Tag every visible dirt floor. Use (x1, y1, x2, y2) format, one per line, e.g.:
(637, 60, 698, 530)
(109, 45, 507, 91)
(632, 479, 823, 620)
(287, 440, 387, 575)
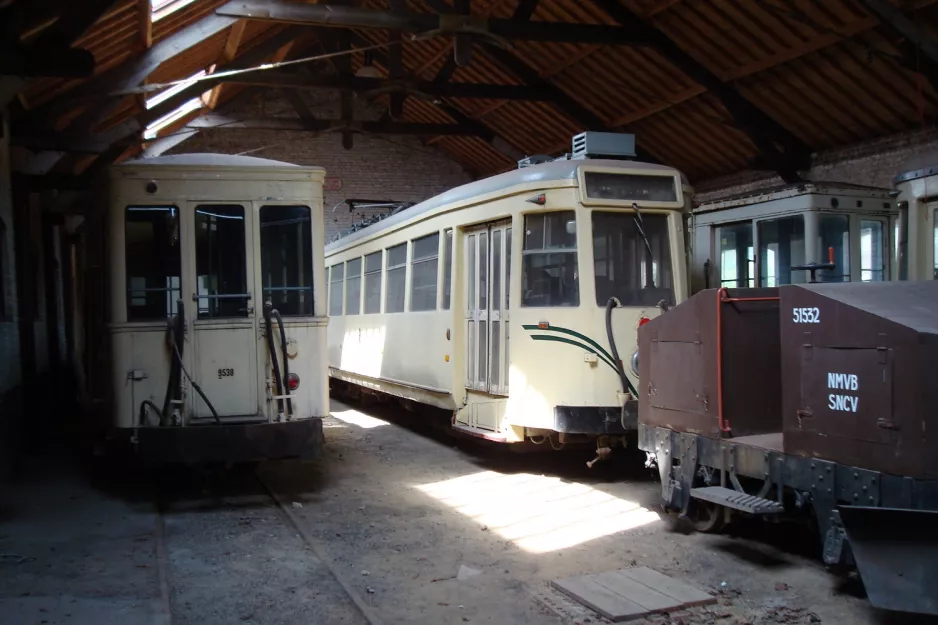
(2, 398, 935, 625)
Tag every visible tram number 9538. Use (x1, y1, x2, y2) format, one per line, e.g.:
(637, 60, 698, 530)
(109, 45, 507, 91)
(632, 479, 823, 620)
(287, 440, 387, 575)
(792, 307, 820, 324)
(218, 368, 235, 379)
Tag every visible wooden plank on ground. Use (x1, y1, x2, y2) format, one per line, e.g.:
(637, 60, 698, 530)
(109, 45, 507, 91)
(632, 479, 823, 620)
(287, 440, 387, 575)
(550, 576, 648, 622)
(550, 567, 716, 621)
(619, 567, 716, 608)
(590, 569, 677, 612)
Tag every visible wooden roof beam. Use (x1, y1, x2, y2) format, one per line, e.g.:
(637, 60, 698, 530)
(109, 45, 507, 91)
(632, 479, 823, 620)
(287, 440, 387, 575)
(138, 0, 152, 49)
(15, 26, 306, 156)
(592, 0, 811, 182)
(512, 0, 540, 21)
(217, 1, 657, 46)
(0, 0, 117, 78)
(21, 1, 243, 129)
(164, 113, 489, 135)
(353, 34, 524, 162)
(859, 0, 938, 92)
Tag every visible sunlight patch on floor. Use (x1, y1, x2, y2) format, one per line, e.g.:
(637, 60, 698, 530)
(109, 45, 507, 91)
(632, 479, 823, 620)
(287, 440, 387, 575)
(416, 470, 660, 553)
(331, 408, 389, 429)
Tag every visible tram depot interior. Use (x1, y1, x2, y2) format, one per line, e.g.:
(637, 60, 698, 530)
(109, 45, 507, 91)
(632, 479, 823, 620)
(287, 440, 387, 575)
(5, 1, 938, 624)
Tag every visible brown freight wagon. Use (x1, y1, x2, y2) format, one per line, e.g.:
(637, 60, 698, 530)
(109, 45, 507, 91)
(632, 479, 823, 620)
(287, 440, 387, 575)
(637, 281, 938, 616)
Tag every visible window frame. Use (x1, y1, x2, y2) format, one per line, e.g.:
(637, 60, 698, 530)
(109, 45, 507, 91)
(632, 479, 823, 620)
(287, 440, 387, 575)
(410, 231, 440, 312)
(859, 218, 887, 283)
(591, 209, 675, 307)
(329, 262, 345, 316)
(364, 251, 383, 314)
(520, 210, 580, 308)
(756, 214, 806, 288)
(442, 228, 453, 311)
(385, 243, 407, 313)
(259, 204, 314, 317)
(345, 256, 363, 316)
(125, 204, 182, 321)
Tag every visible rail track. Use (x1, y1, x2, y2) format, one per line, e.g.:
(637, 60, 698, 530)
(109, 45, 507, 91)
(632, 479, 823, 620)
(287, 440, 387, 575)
(151, 465, 383, 625)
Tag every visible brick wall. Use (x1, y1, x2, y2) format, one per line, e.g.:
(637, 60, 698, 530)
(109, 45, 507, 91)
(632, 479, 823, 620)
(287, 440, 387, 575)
(695, 127, 938, 201)
(168, 89, 473, 240)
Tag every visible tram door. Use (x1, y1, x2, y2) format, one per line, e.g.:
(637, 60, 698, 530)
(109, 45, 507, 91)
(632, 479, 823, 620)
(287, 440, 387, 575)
(188, 202, 259, 419)
(465, 220, 511, 401)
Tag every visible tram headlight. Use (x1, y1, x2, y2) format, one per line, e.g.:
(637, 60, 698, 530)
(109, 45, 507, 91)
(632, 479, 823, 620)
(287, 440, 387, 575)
(630, 349, 639, 377)
(287, 373, 300, 391)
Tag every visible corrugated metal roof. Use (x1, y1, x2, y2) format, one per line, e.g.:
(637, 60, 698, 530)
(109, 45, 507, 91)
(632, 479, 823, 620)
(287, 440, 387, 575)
(6, 0, 938, 184)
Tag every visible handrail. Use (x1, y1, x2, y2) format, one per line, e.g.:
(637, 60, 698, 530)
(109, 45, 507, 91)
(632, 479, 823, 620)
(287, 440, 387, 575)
(191, 292, 252, 301)
(715, 287, 780, 435)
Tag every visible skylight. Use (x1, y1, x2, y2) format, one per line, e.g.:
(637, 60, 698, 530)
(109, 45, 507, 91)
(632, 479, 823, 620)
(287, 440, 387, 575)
(144, 97, 203, 140)
(144, 69, 211, 140)
(150, 0, 198, 22)
(146, 69, 207, 110)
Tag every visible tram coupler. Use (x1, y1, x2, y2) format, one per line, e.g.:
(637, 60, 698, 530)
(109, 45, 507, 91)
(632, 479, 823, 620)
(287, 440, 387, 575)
(587, 435, 612, 468)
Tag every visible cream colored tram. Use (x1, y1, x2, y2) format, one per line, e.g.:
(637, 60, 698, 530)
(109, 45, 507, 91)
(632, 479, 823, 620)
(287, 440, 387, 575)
(106, 154, 328, 462)
(690, 182, 897, 293)
(325, 133, 691, 455)
(892, 153, 938, 281)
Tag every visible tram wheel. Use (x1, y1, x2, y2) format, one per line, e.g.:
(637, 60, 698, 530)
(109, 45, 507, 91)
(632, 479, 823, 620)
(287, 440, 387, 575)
(688, 500, 726, 533)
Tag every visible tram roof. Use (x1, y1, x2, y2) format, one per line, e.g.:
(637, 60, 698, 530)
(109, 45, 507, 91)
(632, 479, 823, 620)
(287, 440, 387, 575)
(695, 180, 894, 213)
(326, 158, 682, 252)
(118, 153, 319, 170)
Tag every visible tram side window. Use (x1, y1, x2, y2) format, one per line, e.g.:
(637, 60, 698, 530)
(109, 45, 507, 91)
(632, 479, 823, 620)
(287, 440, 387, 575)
(260, 205, 313, 316)
(522, 211, 578, 307)
(195, 205, 248, 319)
(411, 232, 439, 312)
(329, 263, 344, 316)
(364, 251, 382, 314)
(442, 229, 453, 310)
(125, 206, 181, 320)
(386, 243, 407, 313)
(758, 216, 805, 287)
(817, 214, 849, 282)
(860, 220, 885, 282)
(346, 257, 362, 315)
(592, 210, 674, 306)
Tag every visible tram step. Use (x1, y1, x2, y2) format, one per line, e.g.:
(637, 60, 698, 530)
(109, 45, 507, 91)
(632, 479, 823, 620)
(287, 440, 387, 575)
(690, 486, 784, 515)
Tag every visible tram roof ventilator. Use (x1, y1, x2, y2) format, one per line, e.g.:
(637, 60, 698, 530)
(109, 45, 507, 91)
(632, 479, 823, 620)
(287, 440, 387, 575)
(517, 132, 637, 169)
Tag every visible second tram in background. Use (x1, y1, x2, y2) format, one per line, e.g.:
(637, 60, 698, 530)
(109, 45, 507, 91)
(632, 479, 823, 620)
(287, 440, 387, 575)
(325, 133, 692, 458)
(75, 154, 329, 463)
(688, 182, 898, 294)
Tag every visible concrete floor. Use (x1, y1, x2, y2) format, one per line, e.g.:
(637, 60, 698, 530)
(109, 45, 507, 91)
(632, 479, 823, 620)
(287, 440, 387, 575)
(0, 399, 931, 625)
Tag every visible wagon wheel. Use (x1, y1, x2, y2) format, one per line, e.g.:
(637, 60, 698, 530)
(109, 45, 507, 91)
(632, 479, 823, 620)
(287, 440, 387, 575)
(686, 499, 726, 533)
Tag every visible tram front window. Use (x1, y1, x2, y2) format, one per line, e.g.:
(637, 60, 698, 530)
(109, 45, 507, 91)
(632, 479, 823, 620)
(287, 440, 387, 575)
(522, 211, 578, 307)
(592, 210, 674, 307)
(860, 220, 885, 282)
(817, 214, 849, 282)
(195, 204, 248, 319)
(718, 223, 754, 288)
(260, 205, 313, 316)
(125, 206, 180, 321)
(758, 215, 805, 287)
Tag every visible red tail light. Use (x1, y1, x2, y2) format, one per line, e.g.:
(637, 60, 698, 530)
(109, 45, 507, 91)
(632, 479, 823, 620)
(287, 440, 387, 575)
(638, 317, 650, 327)
(286, 373, 300, 391)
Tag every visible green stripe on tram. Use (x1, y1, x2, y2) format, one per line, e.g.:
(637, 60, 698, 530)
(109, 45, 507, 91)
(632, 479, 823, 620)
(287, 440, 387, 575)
(522, 324, 639, 397)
